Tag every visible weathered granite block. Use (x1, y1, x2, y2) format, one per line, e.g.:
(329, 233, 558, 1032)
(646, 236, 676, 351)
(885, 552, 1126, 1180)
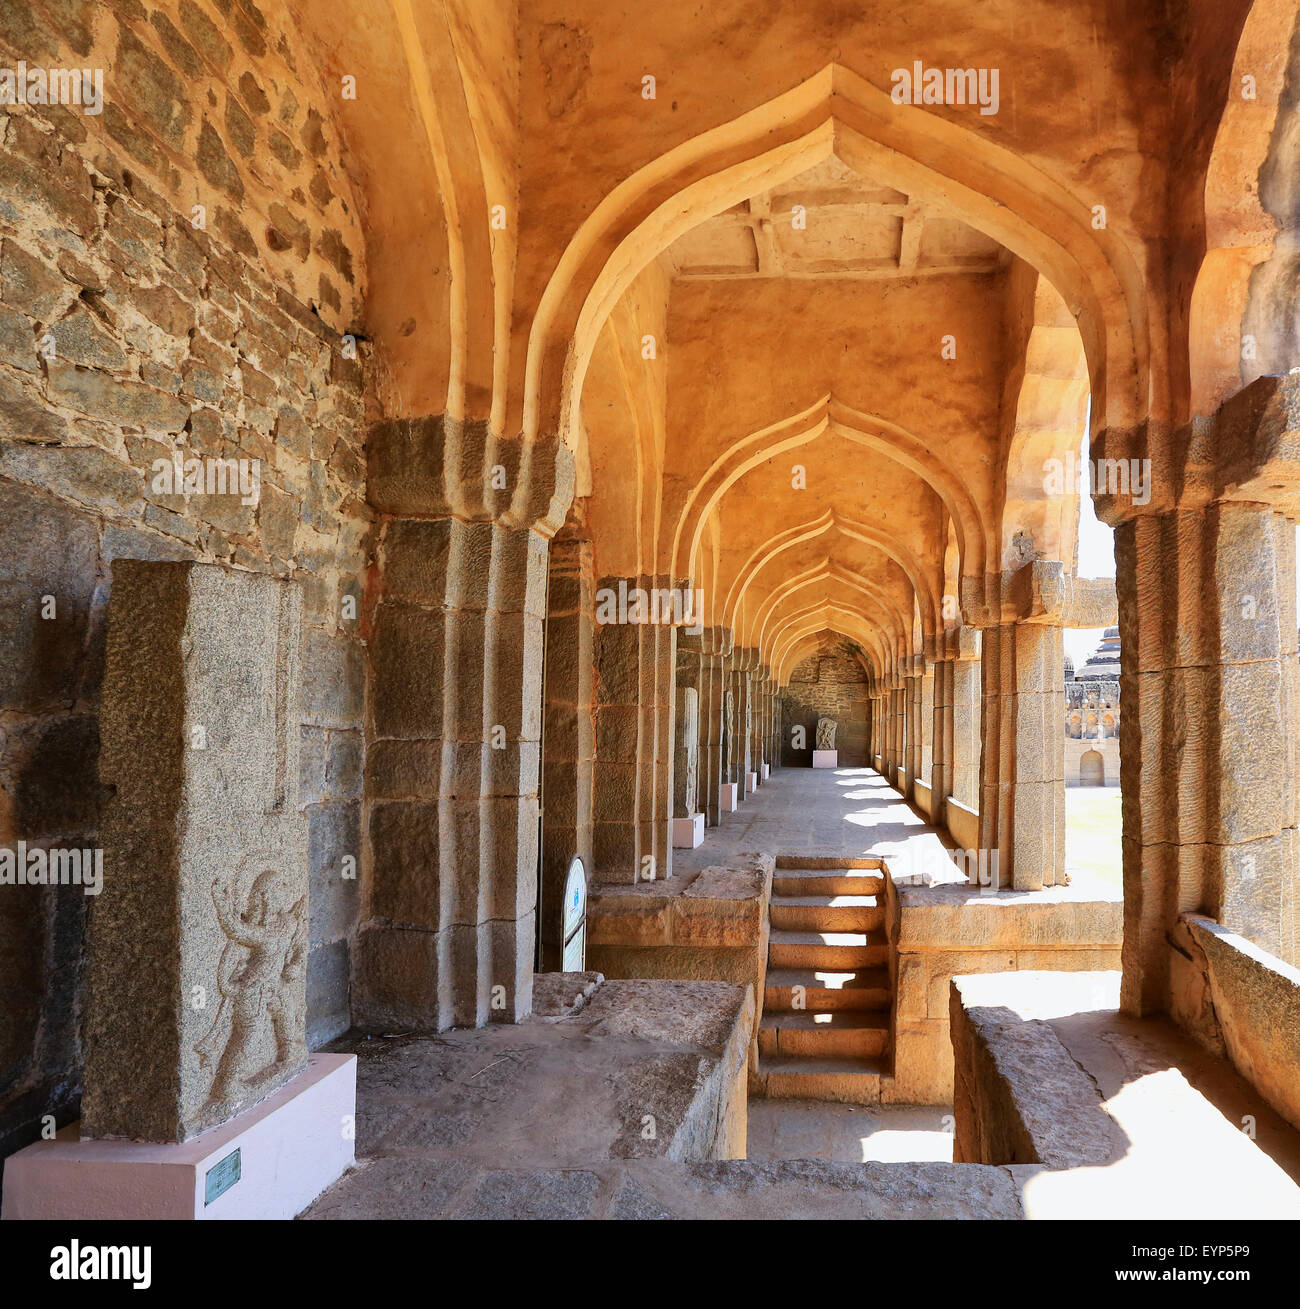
(83, 561, 307, 1142)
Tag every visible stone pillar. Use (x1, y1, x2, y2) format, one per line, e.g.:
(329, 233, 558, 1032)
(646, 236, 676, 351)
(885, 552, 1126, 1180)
(591, 577, 676, 884)
(1119, 502, 1300, 1011)
(84, 562, 307, 1142)
(539, 533, 594, 971)
(919, 659, 937, 814)
(729, 649, 759, 788)
(977, 617, 1065, 890)
(891, 680, 905, 785)
(905, 657, 924, 799)
(684, 626, 732, 826)
(976, 564, 1119, 891)
(751, 667, 769, 781)
(358, 419, 573, 1032)
(360, 515, 546, 1029)
(951, 630, 982, 810)
(648, 615, 676, 879)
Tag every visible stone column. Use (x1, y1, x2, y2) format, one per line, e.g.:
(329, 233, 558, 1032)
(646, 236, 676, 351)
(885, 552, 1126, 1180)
(751, 667, 769, 782)
(977, 616, 1065, 890)
(685, 626, 732, 826)
(648, 610, 676, 879)
(539, 533, 594, 971)
(360, 515, 546, 1028)
(1119, 502, 1299, 1010)
(591, 576, 676, 885)
(84, 562, 307, 1142)
(730, 648, 759, 789)
(905, 656, 924, 799)
(358, 419, 573, 1032)
(919, 658, 937, 815)
(951, 629, 982, 810)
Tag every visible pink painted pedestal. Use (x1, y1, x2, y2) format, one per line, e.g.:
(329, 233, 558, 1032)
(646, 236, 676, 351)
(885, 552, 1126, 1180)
(812, 750, 839, 769)
(672, 813, 705, 849)
(762, 763, 770, 780)
(745, 771, 758, 794)
(719, 783, 739, 812)
(2, 1053, 355, 1221)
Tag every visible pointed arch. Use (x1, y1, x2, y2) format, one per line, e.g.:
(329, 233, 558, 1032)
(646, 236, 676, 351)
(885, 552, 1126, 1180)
(669, 395, 990, 596)
(522, 62, 1147, 464)
(723, 507, 941, 645)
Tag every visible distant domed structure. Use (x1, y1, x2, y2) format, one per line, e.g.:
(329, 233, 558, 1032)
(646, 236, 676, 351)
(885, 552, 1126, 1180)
(1064, 628, 1120, 784)
(1076, 626, 1121, 679)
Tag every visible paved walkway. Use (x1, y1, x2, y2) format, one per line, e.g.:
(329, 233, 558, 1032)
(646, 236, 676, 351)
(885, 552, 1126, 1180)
(674, 765, 961, 885)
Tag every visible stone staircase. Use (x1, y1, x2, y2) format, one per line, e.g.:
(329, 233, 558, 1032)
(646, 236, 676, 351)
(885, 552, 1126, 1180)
(758, 855, 891, 1104)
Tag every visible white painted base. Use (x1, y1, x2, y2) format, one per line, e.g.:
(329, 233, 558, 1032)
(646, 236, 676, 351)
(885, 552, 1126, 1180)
(2, 1053, 356, 1221)
(813, 750, 839, 769)
(719, 782, 739, 812)
(762, 763, 770, 780)
(672, 813, 705, 848)
(745, 771, 758, 794)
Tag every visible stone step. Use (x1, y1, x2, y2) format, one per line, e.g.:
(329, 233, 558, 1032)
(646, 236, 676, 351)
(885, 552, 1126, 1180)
(769, 894, 883, 933)
(772, 869, 886, 897)
(757, 1056, 885, 1105)
(774, 855, 884, 871)
(758, 1011, 890, 1059)
(764, 966, 891, 1012)
(767, 929, 888, 971)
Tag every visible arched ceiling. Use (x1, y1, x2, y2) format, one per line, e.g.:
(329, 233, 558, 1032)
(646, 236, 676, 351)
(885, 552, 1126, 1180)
(281, 0, 1292, 675)
(577, 140, 1097, 683)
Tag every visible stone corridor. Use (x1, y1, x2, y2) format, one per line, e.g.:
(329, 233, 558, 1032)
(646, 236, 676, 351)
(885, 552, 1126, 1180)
(1, 0, 1300, 1246)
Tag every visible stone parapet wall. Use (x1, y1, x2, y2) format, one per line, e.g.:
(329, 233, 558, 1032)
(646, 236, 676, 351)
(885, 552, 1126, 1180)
(888, 883, 1123, 1104)
(1170, 913, 1300, 1134)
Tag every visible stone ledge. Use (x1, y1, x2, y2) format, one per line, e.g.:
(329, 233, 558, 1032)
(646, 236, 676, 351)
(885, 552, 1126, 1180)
(588, 855, 772, 949)
(950, 971, 1124, 1169)
(897, 877, 1122, 950)
(1172, 913, 1300, 1133)
(302, 1156, 1024, 1220)
(327, 977, 753, 1167)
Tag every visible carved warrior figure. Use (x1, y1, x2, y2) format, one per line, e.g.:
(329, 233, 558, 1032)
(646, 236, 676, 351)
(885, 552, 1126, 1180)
(196, 862, 307, 1111)
(816, 716, 837, 750)
(723, 689, 735, 778)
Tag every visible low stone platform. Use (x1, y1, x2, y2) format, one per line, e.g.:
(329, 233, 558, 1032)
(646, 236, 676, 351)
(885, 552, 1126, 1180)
(303, 977, 752, 1216)
(891, 876, 1122, 1103)
(587, 858, 774, 1088)
(302, 1156, 1024, 1220)
(951, 971, 1300, 1218)
(587, 857, 772, 987)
